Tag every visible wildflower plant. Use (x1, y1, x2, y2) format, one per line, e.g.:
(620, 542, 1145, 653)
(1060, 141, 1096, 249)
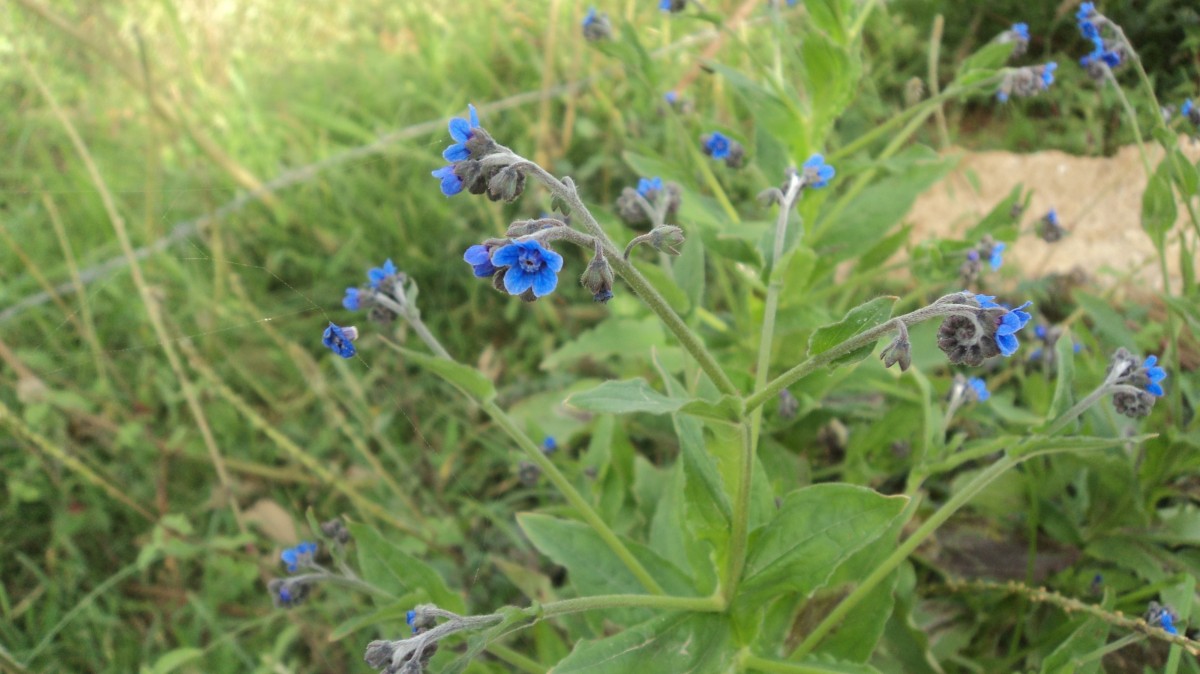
(284, 3, 1200, 671)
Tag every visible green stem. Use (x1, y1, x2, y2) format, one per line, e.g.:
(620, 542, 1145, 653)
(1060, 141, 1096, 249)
(724, 422, 755, 604)
(482, 399, 665, 595)
(521, 162, 739, 396)
(744, 301, 979, 414)
(540, 593, 725, 618)
(485, 644, 543, 674)
(743, 653, 841, 674)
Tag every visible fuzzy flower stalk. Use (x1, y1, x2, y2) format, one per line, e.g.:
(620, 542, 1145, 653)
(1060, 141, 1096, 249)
(365, 604, 505, 674)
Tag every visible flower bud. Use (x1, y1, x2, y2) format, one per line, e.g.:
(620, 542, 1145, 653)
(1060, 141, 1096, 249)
(579, 244, 615, 303)
(487, 165, 526, 203)
(650, 225, 685, 255)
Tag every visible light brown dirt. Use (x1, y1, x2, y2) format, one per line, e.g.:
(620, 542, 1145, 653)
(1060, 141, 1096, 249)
(904, 137, 1200, 290)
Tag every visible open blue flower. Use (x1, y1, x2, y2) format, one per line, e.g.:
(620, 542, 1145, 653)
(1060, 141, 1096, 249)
(989, 242, 1006, 270)
(1076, 2, 1097, 22)
(637, 177, 663, 197)
(432, 165, 463, 196)
(322, 323, 357, 358)
(281, 541, 318, 573)
(342, 287, 361, 311)
(442, 104, 480, 162)
(1143, 355, 1167, 396)
(1183, 99, 1195, 121)
(1011, 23, 1030, 41)
(967, 377, 991, 402)
(703, 132, 732, 160)
(994, 301, 1033, 357)
(973, 293, 1001, 309)
(802, 154, 836, 188)
(491, 240, 564, 297)
(463, 244, 498, 277)
(542, 436, 558, 454)
(367, 259, 397, 288)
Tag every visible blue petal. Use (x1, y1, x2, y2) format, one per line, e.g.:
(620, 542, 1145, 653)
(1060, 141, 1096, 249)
(491, 243, 520, 267)
(997, 332, 1018, 356)
(540, 245, 564, 273)
(443, 143, 470, 162)
(503, 266, 534, 295)
(468, 103, 479, 128)
(804, 154, 825, 169)
(1143, 355, 1157, 368)
(818, 165, 835, 181)
(448, 117, 472, 143)
(464, 245, 490, 265)
(531, 267, 559, 297)
(342, 288, 360, 311)
(1147, 382, 1165, 397)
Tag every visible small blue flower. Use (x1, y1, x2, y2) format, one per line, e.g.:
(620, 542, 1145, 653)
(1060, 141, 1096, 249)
(1076, 2, 1096, 22)
(664, 91, 678, 104)
(802, 154, 836, 188)
(406, 609, 418, 634)
(637, 177, 664, 197)
(281, 541, 318, 573)
(994, 301, 1033, 357)
(367, 259, 397, 289)
(1035, 324, 1048, 340)
(703, 132, 732, 160)
(542, 436, 558, 454)
(1183, 99, 1195, 121)
(989, 242, 1006, 270)
(490, 240, 564, 297)
(1011, 23, 1030, 42)
(973, 293, 1001, 309)
(432, 165, 464, 197)
(1041, 62, 1058, 88)
(967, 377, 991, 402)
(583, 7, 598, 27)
(322, 323, 357, 358)
(1161, 613, 1179, 635)
(342, 287, 361, 311)
(1143, 355, 1167, 397)
(1047, 209, 1059, 226)
(442, 104, 480, 162)
(463, 244, 498, 278)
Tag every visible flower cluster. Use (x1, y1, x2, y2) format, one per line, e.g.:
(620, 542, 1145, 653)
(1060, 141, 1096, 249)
(996, 62, 1057, 102)
(1037, 208, 1066, 243)
(998, 22, 1030, 58)
(430, 105, 518, 200)
(701, 131, 746, 168)
(342, 258, 411, 322)
(463, 239, 565, 301)
(958, 236, 1007, 285)
(1107, 348, 1167, 418)
(800, 154, 836, 189)
(269, 541, 320, 609)
(281, 541, 318, 572)
(1027, 323, 1081, 367)
(582, 7, 612, 41)
(1076, 3, 1129, 82)
(1146, 602, 1180, 636)
(936, 293, 1033, 365)
(616, 176, 682, 225)
(366, 605, 498, 674)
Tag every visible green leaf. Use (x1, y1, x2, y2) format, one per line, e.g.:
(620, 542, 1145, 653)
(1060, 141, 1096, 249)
(146, 648, 204, 674)
(857, 224, 912, 272)
(957, 41, 1017, 77)
(679, 395, 745, 424)
(740, 485, 907, 602)
(802, 34, 858, 144)
(674, 230, 706, 313)
(565, 378, 685, 415)
(818, 569, 900, 663)
(1046, 329, 1077, 423)
(517, 514, 697, 624)
(1039, 616, 1111, 674)
(553, 613, 733, 674)
(807, 296, 897, 367)
(347, 522, 464, 613)
(1074, 292, 1137, 348)
(542, 318, 666, 370)
(637, 261, 691, 313)
(1141, 159, 1176, 246)
(388, 346, 496, 404)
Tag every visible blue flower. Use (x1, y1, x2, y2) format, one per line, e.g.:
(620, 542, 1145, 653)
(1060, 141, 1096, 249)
(1143, 355, 1167, 397)
(637, 177, 664, 197)
(463, 244, 498, 277)
(583, 7, 598, 27)
(542, 436, 558, 454)
(802, 154, 836, 188)
(342, 287, 361, 311)
(442, 104, 480, 162)
(1041, 62, 1058, 87)
(1183, 99, 1195, 121)
(1076, 2, 1096, 22)
(664, 91, 677, 104)
(281, 541, 318, 573)
(1046, 209, 1059, 226)
(1161, 613, 1179, 635)
(367, 259, 397, 289)
(703, 132, 732, 160)
(967, 377, 991, 402)
(432, 165, 463, 196)
(973, 293, 1001, 309)
(491, 240, 564, 297)
(989, 242, 1006, 270)
(322, 323, 357, 359)
(1011, 23, 1030, 42)
(994, 301, 1033, 357)
(996, 91, 1010, 103)
(406, 609, 418, 634)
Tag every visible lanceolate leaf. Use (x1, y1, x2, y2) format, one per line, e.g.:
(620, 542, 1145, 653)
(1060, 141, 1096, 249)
(808, 296, 897, 368)
(347, 523, 464, 613)
(565, 378, 685, 415)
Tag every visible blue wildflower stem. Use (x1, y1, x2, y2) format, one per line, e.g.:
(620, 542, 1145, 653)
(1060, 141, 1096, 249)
(513, 160, 740, 396)
(728, 172, 806, 603)
(743, 303, 983, 414)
